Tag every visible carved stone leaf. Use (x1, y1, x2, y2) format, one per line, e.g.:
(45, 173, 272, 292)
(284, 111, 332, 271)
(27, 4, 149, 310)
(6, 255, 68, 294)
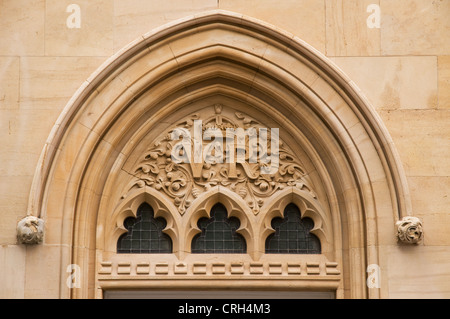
(141, 163, 159, 174)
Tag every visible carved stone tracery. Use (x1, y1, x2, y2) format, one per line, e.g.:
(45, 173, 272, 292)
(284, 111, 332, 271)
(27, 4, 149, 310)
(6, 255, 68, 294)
(125, 105, 318, 215)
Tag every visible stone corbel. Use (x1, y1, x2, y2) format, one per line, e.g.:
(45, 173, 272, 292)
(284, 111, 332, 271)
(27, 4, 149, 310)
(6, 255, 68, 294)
(396, 216, 423, 245)
(17, 216, 45, 245)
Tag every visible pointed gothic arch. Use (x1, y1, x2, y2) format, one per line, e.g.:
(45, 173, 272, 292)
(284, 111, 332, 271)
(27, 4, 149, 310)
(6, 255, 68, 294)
(25, 10, 412, 299)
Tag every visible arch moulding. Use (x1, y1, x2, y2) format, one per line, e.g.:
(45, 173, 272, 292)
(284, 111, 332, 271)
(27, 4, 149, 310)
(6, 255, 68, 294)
(24, 10, 413, 299)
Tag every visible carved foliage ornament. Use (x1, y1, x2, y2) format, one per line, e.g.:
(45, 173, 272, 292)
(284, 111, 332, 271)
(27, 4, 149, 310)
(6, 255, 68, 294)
(126, 105, 318, 215)
(17, 216, 45, 245)
(396, 216, 423, 244)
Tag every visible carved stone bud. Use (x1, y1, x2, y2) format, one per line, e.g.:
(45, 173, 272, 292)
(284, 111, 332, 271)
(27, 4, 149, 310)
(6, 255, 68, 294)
(17, 216, 44, 245)
(396, 216, 423, 245)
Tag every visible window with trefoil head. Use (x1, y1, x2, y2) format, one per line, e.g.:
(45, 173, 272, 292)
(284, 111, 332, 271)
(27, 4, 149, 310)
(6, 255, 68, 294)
(265, 203, 321, 254)
(116, 202, 322, 255)
(117, 203, 172, 253)
(191, 203, 247, 254)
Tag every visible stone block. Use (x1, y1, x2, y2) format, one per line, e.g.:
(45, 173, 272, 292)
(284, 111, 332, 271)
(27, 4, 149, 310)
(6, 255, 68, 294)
(0, 176, 32, 243)
(0, 245, 26, 299)
(0, 0, 45, 56)
(332, 56, 438, 110)
(381, 0, 450, 55)
(114, 0, 217, 52)
(0, 57, 20, 110)
(408, 176, 450, 246)
(379, 110, 450, 177)
(45, 0, 113, 56)
(20, 56, 106, 110)
(387, 245, 450, 298)
(326, 0, 381, 56)
(220, 0, 326, 53)
(438, 56, 450, 109)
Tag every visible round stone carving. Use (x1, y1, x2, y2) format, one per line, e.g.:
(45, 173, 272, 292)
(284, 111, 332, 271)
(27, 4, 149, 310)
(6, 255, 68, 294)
(396, 216, 423, 244)
(17, 216, 44, 245)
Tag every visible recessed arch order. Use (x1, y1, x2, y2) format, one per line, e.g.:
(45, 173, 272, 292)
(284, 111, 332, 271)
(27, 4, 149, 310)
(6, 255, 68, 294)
(26, 10, 412, 299)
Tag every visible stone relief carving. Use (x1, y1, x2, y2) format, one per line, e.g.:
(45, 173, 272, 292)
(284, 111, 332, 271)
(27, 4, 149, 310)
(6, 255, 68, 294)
(17, 216, 45, 245)
(396, 216, 423, 244)
(125, 105, 317, 215)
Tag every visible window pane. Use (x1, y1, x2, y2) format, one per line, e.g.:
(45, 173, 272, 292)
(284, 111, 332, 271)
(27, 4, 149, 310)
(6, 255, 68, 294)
(192, 203, 246, 254)
(265, 203, 321, 254)
(117, 203, 172, 254)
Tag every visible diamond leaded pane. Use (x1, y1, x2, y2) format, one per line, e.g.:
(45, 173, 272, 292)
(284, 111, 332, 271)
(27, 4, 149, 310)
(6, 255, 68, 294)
(191, 203, 246, 254)
(117, 203, 172, 254)
(265, 203, 321, 254)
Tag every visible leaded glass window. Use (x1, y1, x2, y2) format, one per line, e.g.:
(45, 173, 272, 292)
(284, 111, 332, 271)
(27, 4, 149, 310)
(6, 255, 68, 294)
(117, 203, 172, 253)
(265, 203, 321, 254)
(191, 203, 246, 254)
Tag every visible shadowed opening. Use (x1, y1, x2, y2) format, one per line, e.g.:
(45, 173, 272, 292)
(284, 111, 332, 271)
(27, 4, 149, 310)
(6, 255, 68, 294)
(266, 203, 321, 254)
(192, 203, 247, 254)
(117, 203, 172, 253)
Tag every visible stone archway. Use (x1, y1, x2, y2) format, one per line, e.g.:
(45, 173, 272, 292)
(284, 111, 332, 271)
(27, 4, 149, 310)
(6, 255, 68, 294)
(24, 10, 412, 299)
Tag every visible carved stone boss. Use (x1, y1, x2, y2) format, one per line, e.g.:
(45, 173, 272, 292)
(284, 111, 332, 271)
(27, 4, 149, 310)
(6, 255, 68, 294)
(125, 104, 318, 215)
(396, 216, 423, 244)
(17, 215, 45, 245)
